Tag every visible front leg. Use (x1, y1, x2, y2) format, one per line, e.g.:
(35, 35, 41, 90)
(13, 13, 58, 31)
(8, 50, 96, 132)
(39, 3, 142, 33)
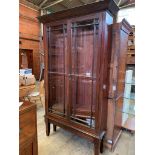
(100, 133, 106, 153)
(94, 139, 100, 155)
(45, 118, 50, 136)
(53, 124, 56, 132)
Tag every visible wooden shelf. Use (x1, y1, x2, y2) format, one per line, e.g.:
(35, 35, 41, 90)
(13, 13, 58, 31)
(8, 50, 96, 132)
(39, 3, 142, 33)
(128, 45, 135, 50)
(127, 26, 135, 65)
(126, 55, 135, 64)
(128, 36, 135, 40)
(50, 103, 95, 118)
(74, 103, 95, 118)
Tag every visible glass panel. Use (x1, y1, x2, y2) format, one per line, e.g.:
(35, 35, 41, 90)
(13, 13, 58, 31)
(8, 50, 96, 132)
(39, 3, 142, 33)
(114, 68, 135, 134)
(48, 24, 67, 115)
(70, 18, 99, 128)
(122, 67, 135, 129)
(48, 24, 67, 73)
(71, 19, 99, 77)
(48, 75, 66, 114)
(115, 98, 135, 132)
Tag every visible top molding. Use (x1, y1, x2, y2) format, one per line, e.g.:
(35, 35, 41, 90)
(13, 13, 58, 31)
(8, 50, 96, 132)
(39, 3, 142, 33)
(112, 18, 133, 34)
(121, 18, 133, 34)
(38, 0, 119, 23)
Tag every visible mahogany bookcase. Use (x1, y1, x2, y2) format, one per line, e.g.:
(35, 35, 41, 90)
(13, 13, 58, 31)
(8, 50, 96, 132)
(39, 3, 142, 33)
(38, 0, 132, 154)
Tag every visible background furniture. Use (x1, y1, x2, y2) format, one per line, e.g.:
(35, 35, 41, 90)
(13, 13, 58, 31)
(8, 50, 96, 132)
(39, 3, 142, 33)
(38, 0, 131, 154)
(19, 49, 33, 72)
(19, 101, 38, 155)
(106, 21, 132, 150)
(122, 66, 135, 133)
(19, 84, 35, 101)
(123, 26, 135, 132)
(28, 80, 45, 107)
(126, 26, 135, 65)
(19, 74, 36, 101)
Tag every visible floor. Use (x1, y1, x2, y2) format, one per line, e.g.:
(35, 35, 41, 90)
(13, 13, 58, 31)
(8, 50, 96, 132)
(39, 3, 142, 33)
(36, 104, 135, 155)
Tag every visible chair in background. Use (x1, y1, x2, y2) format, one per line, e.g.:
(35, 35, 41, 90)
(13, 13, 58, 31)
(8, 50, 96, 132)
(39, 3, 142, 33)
(28, 80, 45, 107)
(19, 85, 35, 101)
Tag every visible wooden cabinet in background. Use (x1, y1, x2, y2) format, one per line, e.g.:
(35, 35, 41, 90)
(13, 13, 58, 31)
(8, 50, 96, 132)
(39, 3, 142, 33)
(38, 0, 131, 154)
(19, 101, 38, 155)
(106, 21, 132, 150)
(19, 49, 33, 72)
(126, 26, 135, 65)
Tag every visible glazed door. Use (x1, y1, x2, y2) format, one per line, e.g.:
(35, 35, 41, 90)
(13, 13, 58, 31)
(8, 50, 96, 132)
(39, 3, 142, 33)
(70, 16, 99, 128)
(47, 22, 67, 116)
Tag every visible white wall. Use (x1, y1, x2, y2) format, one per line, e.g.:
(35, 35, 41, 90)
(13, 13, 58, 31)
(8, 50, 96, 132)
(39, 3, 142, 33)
(117, 7, 135, 25)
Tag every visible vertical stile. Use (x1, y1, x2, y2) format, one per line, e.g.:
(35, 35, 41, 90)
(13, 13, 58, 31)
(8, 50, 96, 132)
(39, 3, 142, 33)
(71, 22, 78, 118)
(75, 22, 79, 118)
(67, 20, 72, 118)
(63, 24, 66, 115)
(47, 26, 51, 109)
(90, 19, 96, 128)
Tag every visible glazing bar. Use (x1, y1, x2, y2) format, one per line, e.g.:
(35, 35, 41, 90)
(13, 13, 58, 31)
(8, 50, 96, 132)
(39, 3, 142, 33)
(74, 22, 78, 117)
(71, 22, 99, 28)
(50, 27, 67, 31)
(48, 71, 66, 76)
(63, 24, 66, 114)
(90, 19, 97, 128)
(71, 116, 89, 124)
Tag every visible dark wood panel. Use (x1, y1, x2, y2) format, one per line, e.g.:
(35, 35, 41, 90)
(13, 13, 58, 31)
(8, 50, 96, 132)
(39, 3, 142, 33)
(19, 101, 38, 155)
(40, 1, 131, 154)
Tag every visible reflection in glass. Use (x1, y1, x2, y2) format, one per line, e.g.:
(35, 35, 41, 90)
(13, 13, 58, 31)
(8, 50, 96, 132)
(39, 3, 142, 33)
(48, 24, 67, 115)
(70, 19, 99, 128)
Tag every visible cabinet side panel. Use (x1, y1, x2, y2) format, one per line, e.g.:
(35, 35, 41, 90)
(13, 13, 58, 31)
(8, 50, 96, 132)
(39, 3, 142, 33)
(106, 99, 115, 140)
(43, 24, 49, 115)
(117, 30, 128, 96)
(98, 12, 113, 134)
(112, 27, 129, 148)
(106, 25, 120, 141)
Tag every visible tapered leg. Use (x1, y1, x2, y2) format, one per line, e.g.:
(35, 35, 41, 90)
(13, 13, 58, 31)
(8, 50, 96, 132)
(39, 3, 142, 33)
(53, 124, 56, 132)
(100, 138, 103, 153)
(94, 139, 100, 155)
(100, 139, 104, 153)
(100, 134, 105, 153)
(45, 118, 50, 136)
